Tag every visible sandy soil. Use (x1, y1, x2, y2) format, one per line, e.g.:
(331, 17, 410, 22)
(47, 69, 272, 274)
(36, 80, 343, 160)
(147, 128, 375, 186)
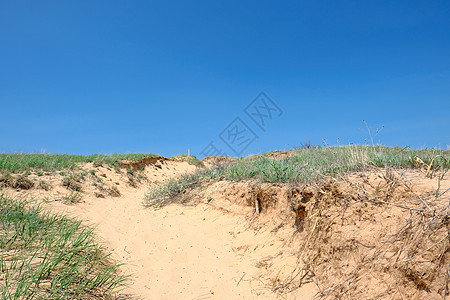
(47, 189, 316, 299)
(3, 159, 448, 299)
(7, 160, 314, 299)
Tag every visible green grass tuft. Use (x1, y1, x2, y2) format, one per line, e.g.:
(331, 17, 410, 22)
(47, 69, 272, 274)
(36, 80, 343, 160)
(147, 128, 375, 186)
(144, 168, 222, 207)
(0, 194, 128, 299)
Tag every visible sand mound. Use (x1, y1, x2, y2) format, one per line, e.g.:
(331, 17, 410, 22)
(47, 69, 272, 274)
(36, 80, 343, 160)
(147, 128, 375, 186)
(179, 168, 449, 299)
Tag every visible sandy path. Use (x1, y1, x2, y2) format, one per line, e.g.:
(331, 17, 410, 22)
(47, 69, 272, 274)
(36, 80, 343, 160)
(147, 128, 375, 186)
(47, 186, 315, 299)
(40, 163, 316, 299)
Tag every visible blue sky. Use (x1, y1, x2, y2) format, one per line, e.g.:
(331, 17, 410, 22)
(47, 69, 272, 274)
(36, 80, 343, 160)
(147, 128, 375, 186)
(1, 1, 449, 157)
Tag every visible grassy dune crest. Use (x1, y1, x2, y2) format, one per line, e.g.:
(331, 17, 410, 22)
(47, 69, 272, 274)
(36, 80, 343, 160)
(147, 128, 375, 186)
(227, 145, 449, 182)
(0, 153, 157, 173)
(145, 146, 449, 206)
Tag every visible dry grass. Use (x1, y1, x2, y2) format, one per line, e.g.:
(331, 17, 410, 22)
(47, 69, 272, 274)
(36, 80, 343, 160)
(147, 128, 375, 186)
(275, 168, 449, 299)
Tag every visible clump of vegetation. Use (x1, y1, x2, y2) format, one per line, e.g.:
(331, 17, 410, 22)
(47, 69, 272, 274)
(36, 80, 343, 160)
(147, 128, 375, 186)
(186, 156, 205, 168)
(14, 175, 35, 189)
(107, 186, 121, 197)
(0, 194, 128, 298)
(79, 171, 88, 179)
(225, 157, 296, 182)
(0, 173, 16, 188)
(94, 192, 105, 198)
(62, 191, 83, 204)
(145, 168, 223, 207)
(93, 161, 103, 168)
(295, 140, 322, 149)
(62, 174, 83, 192)
(37, 180, 51, 191)
(137, 174, 148, 182)
(0, 174, 34, 190)
(128, 177, 137, 188)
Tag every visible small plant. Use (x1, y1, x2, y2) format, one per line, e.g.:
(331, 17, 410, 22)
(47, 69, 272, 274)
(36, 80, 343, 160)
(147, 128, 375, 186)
(107, 186, 121, 197)
(127, 169, 135, 176)
(0, 173, 15, 188)
(187, 156, 205, 167)
(145, 168, 221, 207)
(62, 175, 82, 191)
(297, 140, 321, 149)
(128, 177, 137, 188)
(95, 192, 105, 198)
(63, 190, 83, 204)
(36, 171, 44, 176)
(37, 180, 51, 191)
(14, 175, 35, 189)
(89, 169, 96, 175)
(93, 161, 103, 168)
(137, 174, 148, 181)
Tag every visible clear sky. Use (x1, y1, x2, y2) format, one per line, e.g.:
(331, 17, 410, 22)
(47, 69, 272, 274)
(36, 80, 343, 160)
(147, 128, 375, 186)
(1, 1, 449, 157)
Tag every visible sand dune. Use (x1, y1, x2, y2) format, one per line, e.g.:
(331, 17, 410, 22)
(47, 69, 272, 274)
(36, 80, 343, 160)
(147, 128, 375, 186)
(4, 155, 448, 299)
